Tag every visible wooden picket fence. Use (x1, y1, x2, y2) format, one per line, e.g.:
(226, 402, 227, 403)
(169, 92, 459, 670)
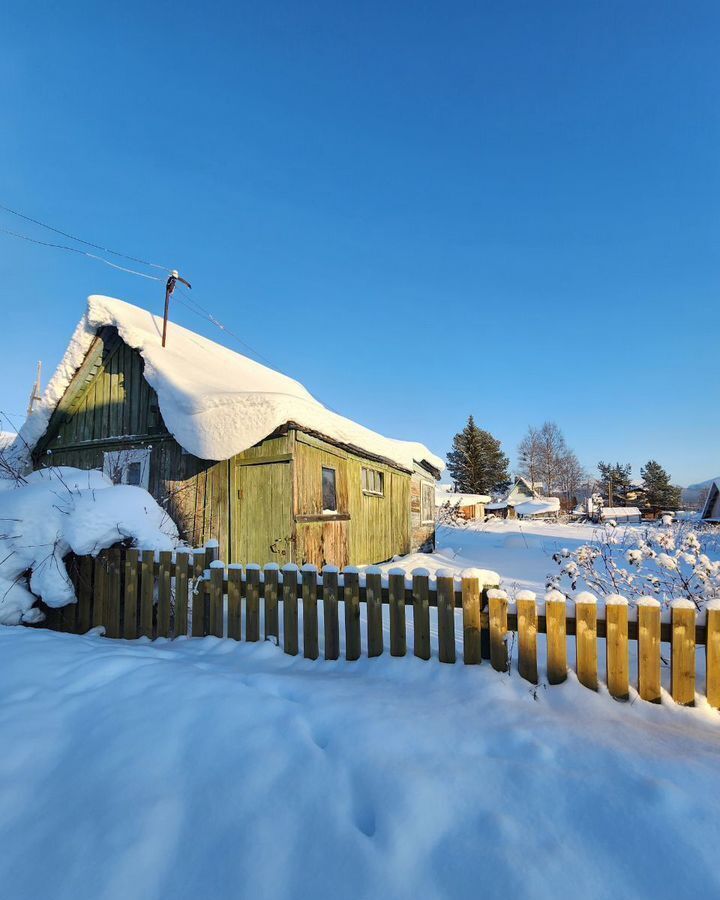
(38, 544, 720, 710)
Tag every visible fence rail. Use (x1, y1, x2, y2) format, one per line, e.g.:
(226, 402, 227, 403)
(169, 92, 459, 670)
(36, 544, 720, 711)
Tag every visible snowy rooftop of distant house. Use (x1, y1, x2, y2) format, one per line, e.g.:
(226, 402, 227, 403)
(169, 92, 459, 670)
(435, 488, 490, 507)
(600, 507, 641, 518)
(0, 432, 17, 452)
(514, 497, 560, 516)
(16, 296, 444, 474)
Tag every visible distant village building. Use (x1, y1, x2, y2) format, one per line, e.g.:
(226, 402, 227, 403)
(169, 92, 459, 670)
(701, 480, 720, 523)
(435, 486, 489, 520)
(486, 477, 560, 519)
(16, 296, 442, 567)
(599, 507, 642, 524)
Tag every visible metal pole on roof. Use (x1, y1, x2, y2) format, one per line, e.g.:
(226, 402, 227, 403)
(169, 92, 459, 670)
(26, 360, 42, 416)
(162, 270, 192, 348)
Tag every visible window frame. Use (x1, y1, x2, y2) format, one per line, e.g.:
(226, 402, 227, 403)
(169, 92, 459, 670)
(102, 447, 151, 491)
(420, 481, 435, 524)
(361, 466, 385, 497)
(321, 465, 338, 512)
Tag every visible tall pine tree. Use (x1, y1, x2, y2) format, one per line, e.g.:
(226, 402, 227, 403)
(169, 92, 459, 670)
(447, 416, 510, 495)
(641, 460, 682, 510)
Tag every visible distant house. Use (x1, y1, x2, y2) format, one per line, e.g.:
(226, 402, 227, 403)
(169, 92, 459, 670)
(486, 477, 560, 519)
(16, 295, 442, 567)
(435, 486, 489, 520)
(701, 480, 720, 523)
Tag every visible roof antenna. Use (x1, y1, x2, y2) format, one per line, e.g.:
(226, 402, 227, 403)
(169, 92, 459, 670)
(162, 269, 192, 347)
(26, 360, 42, 416)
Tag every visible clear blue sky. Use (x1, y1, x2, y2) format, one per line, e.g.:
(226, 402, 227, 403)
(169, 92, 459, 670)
(1, 1, 718, 486)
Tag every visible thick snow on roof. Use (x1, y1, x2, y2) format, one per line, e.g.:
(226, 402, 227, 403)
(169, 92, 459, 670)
(19, 296, 444, 473)
(514, 497, 560, 516)
(435, 488, 490, 507)
(600, 507, 641, 518)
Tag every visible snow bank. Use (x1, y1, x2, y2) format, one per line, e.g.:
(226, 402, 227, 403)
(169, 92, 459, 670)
(15, 295, 443, 474)
(0, 467, 178, 625)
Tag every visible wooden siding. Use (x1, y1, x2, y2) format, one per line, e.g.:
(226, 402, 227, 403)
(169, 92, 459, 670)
(410, 472, 436, 551)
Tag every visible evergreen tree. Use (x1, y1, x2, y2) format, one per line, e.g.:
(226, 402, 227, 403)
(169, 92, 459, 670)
(447, 416, 510, 495)
(641, 460, 682, 510)
(597, 461, 633, 505)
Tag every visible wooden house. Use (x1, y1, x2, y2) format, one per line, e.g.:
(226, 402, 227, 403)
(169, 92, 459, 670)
(20, 296, 442, 567)
(435, 487, 489, 520)
(701, 480, 720, 523)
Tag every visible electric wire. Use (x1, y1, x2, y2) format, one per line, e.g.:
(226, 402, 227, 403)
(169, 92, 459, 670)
(0, 202, 171, 271)
(0, 226, 164, 281)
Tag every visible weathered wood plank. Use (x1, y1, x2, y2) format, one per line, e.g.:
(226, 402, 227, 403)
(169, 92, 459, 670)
(343, 569, 361, 661)
(516, 592, 538, 685)
(671, 602, 695, 706)
(227, 565, 242, 641)
(366, 570, 383, 658)
(92, 553, 107, 630)
(156, 550, 173, 638)
(246, 565, 261, 642)
(488, 590, 508, 673)
(605, 596, 629, 700)
(575, 596, 598, 691)
(209, 562, 224, 638)
(264, 565, 279, 641)
(706, 604, 720, 710)
(436, 572, 456, 664)
(301, 566, 319, 660)
(545, 594, 567, 685)
(323, 567, 340, 660)
(173, 550, 190, 638)
(388, 570, 406, 657)
(77, 555, 94, 633)
(139, 550, 155, 638)
(637, 599, 661, 703)
(123, 548, 139, 639)
(461, 573, 482, 665)
(412, 572, 431, 660)
(283, 565, 299, 655)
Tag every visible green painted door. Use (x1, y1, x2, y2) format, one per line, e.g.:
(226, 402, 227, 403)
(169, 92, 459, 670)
(234, 462, 293, 565)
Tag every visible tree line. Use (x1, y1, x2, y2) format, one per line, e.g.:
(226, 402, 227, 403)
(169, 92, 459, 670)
(446, 416, 683, 510)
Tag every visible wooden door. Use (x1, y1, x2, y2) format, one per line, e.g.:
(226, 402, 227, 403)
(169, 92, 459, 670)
(234, 462, 293, 565)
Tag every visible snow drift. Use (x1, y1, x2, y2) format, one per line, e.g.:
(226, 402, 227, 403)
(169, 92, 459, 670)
(14, 295, 444, 474)
(0, 467, 178, 625)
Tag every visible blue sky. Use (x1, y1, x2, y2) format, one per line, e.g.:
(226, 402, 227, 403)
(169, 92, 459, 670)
(1, 1, 718, 486)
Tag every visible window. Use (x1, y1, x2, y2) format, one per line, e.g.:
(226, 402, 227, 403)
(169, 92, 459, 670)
(103, 448, 151, 491)
(322, 466, 337, 511)
(362, 467, 385, 496)
(421, 481, 435, 524)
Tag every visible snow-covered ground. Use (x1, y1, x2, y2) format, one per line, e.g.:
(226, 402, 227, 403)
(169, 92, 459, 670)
(2, 518, 720, 900)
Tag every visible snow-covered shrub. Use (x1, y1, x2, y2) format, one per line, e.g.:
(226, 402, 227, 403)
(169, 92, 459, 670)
(436, 500, 466, 527)
(548, 522, 720, 610)
(0, 466, 178, 625)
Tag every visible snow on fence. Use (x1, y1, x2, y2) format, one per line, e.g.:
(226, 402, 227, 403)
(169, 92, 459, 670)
(37, 544, 720, 710)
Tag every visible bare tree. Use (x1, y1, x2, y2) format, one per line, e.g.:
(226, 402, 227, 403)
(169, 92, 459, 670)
(517, 426, 542, 489)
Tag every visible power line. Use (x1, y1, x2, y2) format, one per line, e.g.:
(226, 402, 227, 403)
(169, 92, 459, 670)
(0, 202, 171, 271)
(0, 226, 164, 281)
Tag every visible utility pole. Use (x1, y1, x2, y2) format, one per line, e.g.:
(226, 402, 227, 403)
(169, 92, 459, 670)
(26, 360, 42, 416)
(162, 270, 192, 348)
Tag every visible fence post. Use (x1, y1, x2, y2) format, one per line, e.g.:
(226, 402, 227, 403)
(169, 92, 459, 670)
(77, 555, 94, 634)
(227, 565, 243, 641)
(209, 561, 225, 638)
(343, 568, 361, 661)
(173, 550, 190, 638)
(545, 591, 567, 684)
(388, 569, 407, 657)
(516, 590, 538, 685)
(92, 552, 107, 630)
(411, 570, 431, 660)
(365, 568, 384, 658)
(140, 550, 154, 638)
(157, 550, 173, 638)
(671, 600, 696, 707)
(461, 570, 482, 665)
(436, 570, 456, 664)
(106, 548, 122, 638)
(191, 548, 207, 638)
(123, 548, 139, 639)
(282, 564, 299, 656)
(487, 589, 508, 673)
(706, 600, 720, 710)
(246, 565, 261, 642)
(605, 595, 629, 700)
(264, 564, 280, 641)
(575, 593, 598, 691)
(637, 597, 661, 703)
(323, 567, 340, 660)
(301, 565, 319, 660)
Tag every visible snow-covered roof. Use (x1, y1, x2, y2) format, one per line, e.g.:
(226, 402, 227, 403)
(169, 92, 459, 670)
(701, 480, 720, 520)
(600, 507, 641, 518)
(485, 500, 507, 510)
(18, 296, 444, 474)
(514, 497, 560, 516)
(435, 488, 490, 508)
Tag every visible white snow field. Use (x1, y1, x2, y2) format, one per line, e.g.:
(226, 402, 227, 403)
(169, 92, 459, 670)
(1, 624, 719, 900)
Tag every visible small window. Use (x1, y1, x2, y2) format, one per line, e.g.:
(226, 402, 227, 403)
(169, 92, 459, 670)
(103, 448, 151, 491)
(362, 467, 384, 496)
(421, 481, 435, 524)
(322, 467, 337, 511)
